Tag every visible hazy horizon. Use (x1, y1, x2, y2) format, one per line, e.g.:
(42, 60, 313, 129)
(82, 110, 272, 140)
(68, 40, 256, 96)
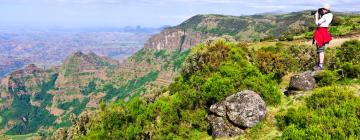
(0, 0, 359, 29)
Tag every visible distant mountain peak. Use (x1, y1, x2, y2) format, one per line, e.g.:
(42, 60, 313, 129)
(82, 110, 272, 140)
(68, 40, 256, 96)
(73, 51, 85, 57)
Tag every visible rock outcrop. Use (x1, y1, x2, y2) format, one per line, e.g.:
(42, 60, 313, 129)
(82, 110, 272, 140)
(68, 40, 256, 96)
(144, 28, 204, 52)
(207, 90, 267, 138)
(287, 71, 316, 94)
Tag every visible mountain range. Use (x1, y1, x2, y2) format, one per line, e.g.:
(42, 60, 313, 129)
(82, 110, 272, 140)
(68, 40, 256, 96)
(0, 31, 155, 79)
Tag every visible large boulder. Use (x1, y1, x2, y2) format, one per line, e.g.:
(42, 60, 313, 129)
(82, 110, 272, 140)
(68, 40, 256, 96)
(225, 90, 267, 128)
(288, 71, 316, 92)
(207, 90, 267, 138)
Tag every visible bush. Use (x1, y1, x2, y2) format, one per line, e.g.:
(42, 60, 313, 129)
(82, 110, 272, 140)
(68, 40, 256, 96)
(277, 86, 360, 139)
(336, 40, 360, 65)
(315, 70, 339, 87)
(252, 46, 296, 82)
(287, 45, 317, 71)
(339, 62, 360, 78)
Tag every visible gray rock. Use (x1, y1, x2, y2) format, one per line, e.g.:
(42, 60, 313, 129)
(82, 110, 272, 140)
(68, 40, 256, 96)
(225, 90, 267, 128)
(207, 114, 244, 138)
(207, 90, 267, 138)
(209, 101, 226, 117)
(288, 71, 316, 91)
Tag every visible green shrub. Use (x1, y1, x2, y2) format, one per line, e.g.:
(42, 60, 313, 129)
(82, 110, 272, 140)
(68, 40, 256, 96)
(252, 46, 296, 82)
(336, 40, 360, 65)
(315, 70, 339, 87)
(277, 86, 360, 139)
(171, 50, 191, 71)
(102, 70, 160, 101)
(57, 99, 80, 110)
(287, 45, 317, 71)
(324, 48, 338, 70)
(81, 80, 96, 95)
(339, 62, 360, 78)
(154, 49, 168, 59)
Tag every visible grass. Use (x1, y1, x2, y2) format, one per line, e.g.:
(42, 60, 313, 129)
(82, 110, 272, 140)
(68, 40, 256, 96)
(0, 115, 3, 125)
(6, 133, 39, 140)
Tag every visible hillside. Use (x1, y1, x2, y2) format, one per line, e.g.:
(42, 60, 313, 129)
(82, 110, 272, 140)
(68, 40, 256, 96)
(51, 38, 360, 140)
(0, 11, 359, 139)
(107, 11, 360, 100)
(50, 11, 360, 139)
(0, 52, 120, 136)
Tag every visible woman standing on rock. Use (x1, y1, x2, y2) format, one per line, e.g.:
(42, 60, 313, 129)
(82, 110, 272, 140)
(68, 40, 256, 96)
(313, 4, 333, 71)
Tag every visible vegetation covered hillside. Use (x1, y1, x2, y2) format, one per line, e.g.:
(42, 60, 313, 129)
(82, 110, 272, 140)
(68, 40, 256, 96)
(0, 52, 120, 137)
(176, 11, 360, 41)
(51, 38, 360, 139)
(105, 11, 360, 106)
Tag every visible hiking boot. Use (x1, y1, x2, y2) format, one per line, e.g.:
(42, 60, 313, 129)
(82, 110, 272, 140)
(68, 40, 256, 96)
(313, 65, 324, 71)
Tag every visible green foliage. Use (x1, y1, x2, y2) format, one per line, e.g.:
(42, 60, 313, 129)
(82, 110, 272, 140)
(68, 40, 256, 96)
(0, 73, 58, 135)
(171, 50, 191, 71)
(102, 71, 160, 101)
(57, 99, 81, 110)
(56, 97, 89, 117)
(336, 40, 360, 78)
(179, 12, 333, 41)
(296, 15, 360, 39)
(33, 73, 58, 108)
(154, 49, 168, 59)
(329, 15, 360, 36)
(252, 44, 317, 82)
(79, 103, 128, 140)
(252, 46, 296, 82)
(336, 40, 360, 65)
(131, 48, 147, 62)
(73, 98, 90, 115)
(81, 80, 96, 95)
(77, 39, 281, 139)
(2, 95, 56, 135)
(339, 62, 360, 78)
(276, 86, 360, 139)
(315, 70, 339, 87)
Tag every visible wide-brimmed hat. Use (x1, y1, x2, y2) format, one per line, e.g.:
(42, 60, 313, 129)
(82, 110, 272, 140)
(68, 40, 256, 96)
(323, 4, 331, 10)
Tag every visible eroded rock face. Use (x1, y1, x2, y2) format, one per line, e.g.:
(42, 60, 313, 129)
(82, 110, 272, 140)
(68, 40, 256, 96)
(207, 90, 267, 138)
(288, 71, 316, 91)
(144, 28, 204, 51)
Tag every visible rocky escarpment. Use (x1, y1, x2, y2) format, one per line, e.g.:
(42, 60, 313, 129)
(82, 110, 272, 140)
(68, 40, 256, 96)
(207, 90, 267, 138)
(144, 28, 205, 52)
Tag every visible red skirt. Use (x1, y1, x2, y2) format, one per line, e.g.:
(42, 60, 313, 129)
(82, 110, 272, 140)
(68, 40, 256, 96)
(313, 27, 332, 48)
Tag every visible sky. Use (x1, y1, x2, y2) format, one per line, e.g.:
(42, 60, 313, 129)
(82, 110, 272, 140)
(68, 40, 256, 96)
(0, 0, 359, 28)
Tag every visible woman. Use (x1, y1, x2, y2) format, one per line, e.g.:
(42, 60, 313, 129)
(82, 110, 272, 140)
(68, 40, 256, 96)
(313, 4, 333, 71)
